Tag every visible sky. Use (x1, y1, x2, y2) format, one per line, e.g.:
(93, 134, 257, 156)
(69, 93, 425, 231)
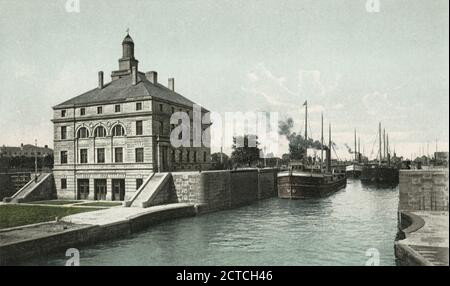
(0, 0, 448, 160)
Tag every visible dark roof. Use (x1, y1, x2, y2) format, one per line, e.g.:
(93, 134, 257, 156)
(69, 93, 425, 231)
(122, 34, 134, 44)
(54, 73, 203, 110)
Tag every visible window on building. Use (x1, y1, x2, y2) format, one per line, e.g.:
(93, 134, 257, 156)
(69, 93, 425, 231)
(136, 178, 143, 190)
(115, 104, 121, 112)
(80, 149, 88, 164)
(193, 151, 197, 163)
(136, 121, 143, 135)
(112, 125, 125, 136)
(61, 126, 67, 140)
(159, 104, 163, 112)
(80, 108, 86, 116)
(94, 126, 106, 138)
(97, 148, 105, 163)
(186, 151, 190, 162)
(159, 121, 164, 135)
(97, 106, 103, 114)
(136, 102, 142, 111)
(203, 151, 207, 162)
(60, 151, 67, 164)
(171, 107, 175, 114)
(172, 149, 176, 162)
(77, 127, 89, 139)
(115, 147, 123, 163)
(135, 148, 144, 163)
(179, 150, 183, 163)
(61, 110, 66, 117)
(61, 179, 67, 190)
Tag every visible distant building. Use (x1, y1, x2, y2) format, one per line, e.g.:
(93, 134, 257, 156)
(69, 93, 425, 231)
(435, 152, 449, 161)
(0, 143, 53, 158)
(52, 33, 211, 201)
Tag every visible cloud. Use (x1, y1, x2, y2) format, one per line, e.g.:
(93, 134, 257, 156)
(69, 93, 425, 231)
(298, 69, 341, 98)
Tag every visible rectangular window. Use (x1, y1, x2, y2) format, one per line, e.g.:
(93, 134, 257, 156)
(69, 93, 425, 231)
(159, 104, 163, 112)
(203, 152, 207, 162)
(61, 179, 67, 190)
(172, 150, 176, 162)
(61, 110, 66, 117)
(179, 150, 183, 163)
(61, 126, 67, 140)
(186, 151, 190, 162)
(80, 149, 88, 164)
(97, 148, 105, 163)
(97, 106, 102, 114)
(115, 147, 123, 163)
(171, 107, 175, 114)
(80, 108, 85, 116)
(115, 104, 121, 112)
(60, 151, 67, 164)
(136, 121, 143, 135)
(135, 148, 144, 163)
(159, 121, 164, 135)
(193, 151, 197, 163)
(136, 178, 143, 190)
(136, 102, 142, 111)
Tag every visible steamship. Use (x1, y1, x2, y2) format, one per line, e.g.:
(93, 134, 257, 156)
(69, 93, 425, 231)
(360, 122, 399, 185)
(345, 129, 363, 178)
(278, 102, 347, 199)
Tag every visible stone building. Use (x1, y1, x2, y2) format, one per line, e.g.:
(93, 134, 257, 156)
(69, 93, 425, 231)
(52, 33, 211, 201)
(0, 143, 53, 158)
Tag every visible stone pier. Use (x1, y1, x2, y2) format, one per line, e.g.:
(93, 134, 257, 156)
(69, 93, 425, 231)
(395, 169, 449, 266)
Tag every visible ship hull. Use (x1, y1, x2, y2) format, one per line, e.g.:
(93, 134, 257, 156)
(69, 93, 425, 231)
(345, 164, 363, 178)
(278, 173, 347, 199)
(360, 165, 399, 185)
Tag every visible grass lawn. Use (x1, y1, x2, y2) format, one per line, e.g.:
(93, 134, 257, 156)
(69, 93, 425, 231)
(0, 204, 102, 229)
(76, 202, 123, 207)
(27, 200, 80, 205)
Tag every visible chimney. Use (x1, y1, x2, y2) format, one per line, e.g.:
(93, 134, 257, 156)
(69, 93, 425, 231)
(98, 71, 104, 89)
(132, 66, 138, 85)
(168, 78, 175, 91)
(145, 71, 158, 84)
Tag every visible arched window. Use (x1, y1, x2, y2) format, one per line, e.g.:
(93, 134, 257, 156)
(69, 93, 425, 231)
(77, 127, 89, 139)
(94, 126, 106, 138)
(112, 125, 125, 136)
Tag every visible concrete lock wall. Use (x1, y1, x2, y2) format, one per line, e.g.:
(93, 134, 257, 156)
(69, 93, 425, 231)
(170, 168, 278, 212)
(399, 170, 449, 211)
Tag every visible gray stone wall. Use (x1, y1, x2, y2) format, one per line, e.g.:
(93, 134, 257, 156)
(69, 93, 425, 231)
(399, 169, 449, 211)
(170, 168, 278, 213)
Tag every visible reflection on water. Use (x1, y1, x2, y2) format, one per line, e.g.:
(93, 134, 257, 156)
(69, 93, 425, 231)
(26, 179, 399, 266)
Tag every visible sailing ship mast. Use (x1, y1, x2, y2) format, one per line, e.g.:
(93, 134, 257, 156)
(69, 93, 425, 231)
(354, 129, 357, 162)
(304, 101, 308, 163)
(329, 123, 332, 172)
(383, 128, 386, 161)
(321, 113, 323, 173)
(358, 137, 361, 163)
(378, 122, 382, 166)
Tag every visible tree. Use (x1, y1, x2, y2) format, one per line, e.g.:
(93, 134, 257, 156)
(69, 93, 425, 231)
(211, 152, 230, 170)
(231, 135, 260, 167)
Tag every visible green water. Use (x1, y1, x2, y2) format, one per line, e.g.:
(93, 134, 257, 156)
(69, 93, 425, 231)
(27, 179, 399, 266)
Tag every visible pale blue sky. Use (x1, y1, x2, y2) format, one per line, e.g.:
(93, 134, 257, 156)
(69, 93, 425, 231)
(0, 0, 448, 159)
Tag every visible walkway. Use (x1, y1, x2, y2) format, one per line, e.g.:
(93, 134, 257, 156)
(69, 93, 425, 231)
(398, 211, 449, 266)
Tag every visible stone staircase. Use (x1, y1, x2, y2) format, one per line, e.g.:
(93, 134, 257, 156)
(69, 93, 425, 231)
(4, 173, 54, 203)
(125, 173, 172, 208)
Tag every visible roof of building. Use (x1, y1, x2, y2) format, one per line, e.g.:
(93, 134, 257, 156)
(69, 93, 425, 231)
(0, 145, 53, 153)
(122, 34, 134, 44)
(53, 73, 202, 110)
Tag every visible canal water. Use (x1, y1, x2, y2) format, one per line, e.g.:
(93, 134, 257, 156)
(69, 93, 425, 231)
(27, 179, 399, 266)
